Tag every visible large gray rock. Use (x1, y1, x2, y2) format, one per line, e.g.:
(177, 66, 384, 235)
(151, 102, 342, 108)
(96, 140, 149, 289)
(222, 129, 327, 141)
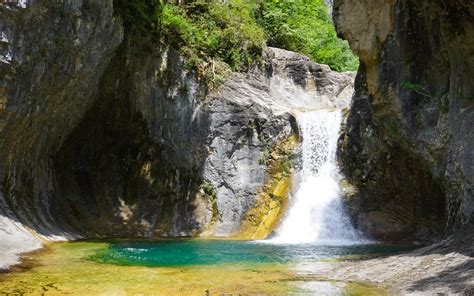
(335, 0, 474, 241)
(204, 47, 354, 235)
(0, 0, 123, 268)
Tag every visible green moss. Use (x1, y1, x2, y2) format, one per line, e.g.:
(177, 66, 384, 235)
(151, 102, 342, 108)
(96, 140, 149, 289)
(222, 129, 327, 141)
(439, 93, 450, 113)
(401, 81, 432, 99)
(200, 181, 219, 223)
(236, 135, 299, 239)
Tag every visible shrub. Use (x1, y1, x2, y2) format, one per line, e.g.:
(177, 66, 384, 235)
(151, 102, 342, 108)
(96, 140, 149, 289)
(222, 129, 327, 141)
(257, 0, 359, 71)
(158, 0, 265, 72)
(124, 0, 358, 76)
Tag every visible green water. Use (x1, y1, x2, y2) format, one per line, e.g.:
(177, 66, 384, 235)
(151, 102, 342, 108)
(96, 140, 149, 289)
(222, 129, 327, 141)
(92, 239, 411, 267)
(0, 240, 411, 295)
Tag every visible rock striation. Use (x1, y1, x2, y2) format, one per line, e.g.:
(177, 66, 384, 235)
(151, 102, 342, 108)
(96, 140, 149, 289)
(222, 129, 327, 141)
(0, 0, 123, 269)
(204, 47, 354, 235)
(0, 1, 354, 269)
(334, 0, 474, 241)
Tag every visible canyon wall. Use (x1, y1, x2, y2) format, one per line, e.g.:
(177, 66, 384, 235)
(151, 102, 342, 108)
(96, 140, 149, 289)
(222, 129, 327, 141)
(2, 0, 471, 256)
(0, 1, 354, 268)
(0, 0, 123, 268)
(335, 0, 474, 241)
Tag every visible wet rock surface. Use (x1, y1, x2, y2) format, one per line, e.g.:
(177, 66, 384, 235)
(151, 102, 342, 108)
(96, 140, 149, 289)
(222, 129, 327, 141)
(301, 227, 474, 295)
(204, 48, 354, 235)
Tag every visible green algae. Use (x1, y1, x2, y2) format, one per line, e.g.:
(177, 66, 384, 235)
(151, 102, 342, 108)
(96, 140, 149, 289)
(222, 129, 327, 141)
(0, 241, 294, 295)
(345, 281, 389, 295)
(236, 135, 299, 239)
(0, 240, 393, 295)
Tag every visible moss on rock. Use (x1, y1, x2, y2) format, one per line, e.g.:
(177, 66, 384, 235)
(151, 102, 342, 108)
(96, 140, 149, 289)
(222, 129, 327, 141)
(235, 134, 299, 240)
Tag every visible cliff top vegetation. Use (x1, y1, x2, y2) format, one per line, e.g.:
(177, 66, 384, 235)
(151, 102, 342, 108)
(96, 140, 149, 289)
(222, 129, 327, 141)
(124, 0, 358, 75)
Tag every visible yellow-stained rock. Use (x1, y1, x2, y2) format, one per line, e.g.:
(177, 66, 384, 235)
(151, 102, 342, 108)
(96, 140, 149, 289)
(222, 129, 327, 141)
(234, 135, 298, 240)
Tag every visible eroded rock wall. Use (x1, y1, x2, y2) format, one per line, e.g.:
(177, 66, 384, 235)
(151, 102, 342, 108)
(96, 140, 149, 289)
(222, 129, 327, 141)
(0, 0, 123, 267)
(335, 0, 474, 241)
(50, 43, 354, 239)
(204, 48, 355, 235)
(0, 0, 355, 269)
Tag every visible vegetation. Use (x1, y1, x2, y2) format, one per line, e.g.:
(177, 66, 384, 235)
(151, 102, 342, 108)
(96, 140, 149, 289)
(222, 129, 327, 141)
(160, 1, 265, 72)
(124, 0, 359, 76)
(200, 181, 219, 223)
(236, 135, 298, 240)
(258, 0, 358, 71)
(401, 81, 433, 98)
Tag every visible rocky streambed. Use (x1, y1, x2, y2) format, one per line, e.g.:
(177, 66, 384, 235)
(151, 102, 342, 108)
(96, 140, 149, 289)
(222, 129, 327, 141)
(302, 228, 474, 295)
(1, 236, 472, 295)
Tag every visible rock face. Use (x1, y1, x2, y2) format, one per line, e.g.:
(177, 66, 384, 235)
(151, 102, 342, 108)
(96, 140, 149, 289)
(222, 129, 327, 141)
(334, 0, 474, 241)
(204, 48, 354, 235)
(0, 0, 123, 268)
(325, 0, 333, 17)
(52, 45, 354, 239)
(0, 1, 354, 269)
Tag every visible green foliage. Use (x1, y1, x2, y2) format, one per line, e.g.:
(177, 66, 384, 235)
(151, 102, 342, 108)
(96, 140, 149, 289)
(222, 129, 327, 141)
(158, 0, 265, 73)
(401, 81, 432, 98)
(124, 0, 358, 76)
(257, 0, 359, 72)
(200, 181, 219, 223)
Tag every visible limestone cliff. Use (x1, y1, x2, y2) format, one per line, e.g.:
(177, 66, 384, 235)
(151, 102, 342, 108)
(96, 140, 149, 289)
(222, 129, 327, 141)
(0, 0, 124, 268)
(0, 1, 354, 269)
(335, 0, 474, 241)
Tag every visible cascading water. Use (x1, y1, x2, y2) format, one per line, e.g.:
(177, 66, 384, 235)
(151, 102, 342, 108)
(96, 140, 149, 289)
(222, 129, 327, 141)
(270, 109, 365, 245)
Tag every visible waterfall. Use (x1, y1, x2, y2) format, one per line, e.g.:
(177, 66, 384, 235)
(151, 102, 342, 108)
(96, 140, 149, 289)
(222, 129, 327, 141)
(270, 109, 365, 245)
(325, 0, 333, 19)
